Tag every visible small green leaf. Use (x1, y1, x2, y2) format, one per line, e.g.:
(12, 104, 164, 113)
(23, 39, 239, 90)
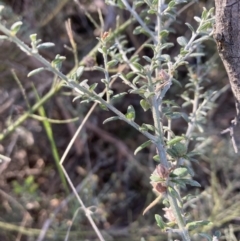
(193, 36, 210, 44)
(107, 59, 118, 67)
(129, 89, 145, 95)
(76, 66, 85, 78)
(178, 178, 201, 187)
(155, 214, 165, 230)
(132, 75, 141, 85)
(180, 113, 190, 122)
(148, 9, 157, 14)
(167, 136, 185, 146)
(142, 124, 155, 132)
(134, 0, 145, 8)
(144, 43, 155, 50)
(89, 83, 98, 92)
(103, 116, 120, 124)
(168, 1, 176, 8)
(165, 111, 182, 120)
(198, 22, 212, 32)
(130, 55, 139, 63)
(125, 105, 135, 121)
(186, 220, 211, 231)
(177, 36, 188, 46)
(25, 175, 34, 185)
(172, 167, 189, 177)
(159, 30, 169, 38)
(0, 35, 8, 40)
(134, 140, 152, 155)
(167, 148, 178, 158)
(160, 43, 174, 50)
(132, 62, 144, 71)
(140, 99, 151, 111)
(201, 8, 208, 20)
(150, 174, 162, 182)
(10, 21, 22, 35)
(94, 66, 106, 73)
(142, 56, 152, 63)
(185, 22, 195, 33)
(153, 155, 160, 161)
(37, 42, 55, 49)
(126, 72, 135, 79)
(111, 92, 127, 100)
(194, 16, 202, 22)
(30, 33, 37, 42)
(180, 49, 189, 56)
(133, 26, 142, 35)
(99, 103, 109, 111)
(27, 67, 45, 77)
(168, 186, 182, 203)
(144, 92, 155, 99)
(189, 52, 205, 57)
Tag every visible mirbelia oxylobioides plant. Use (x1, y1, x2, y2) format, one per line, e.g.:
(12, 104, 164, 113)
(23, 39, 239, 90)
(0, 1, 220, 241)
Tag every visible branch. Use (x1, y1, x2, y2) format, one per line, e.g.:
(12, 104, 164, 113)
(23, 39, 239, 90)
(214, 0, 240, 152)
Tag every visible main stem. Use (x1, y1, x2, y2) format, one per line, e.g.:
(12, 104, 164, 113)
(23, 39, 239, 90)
(153, 1, 191, 240)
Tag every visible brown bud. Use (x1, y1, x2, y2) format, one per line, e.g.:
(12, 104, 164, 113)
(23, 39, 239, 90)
(151, 182, 167, 194)
(156, 164, 169, 179)
(158, 69, 170, 81)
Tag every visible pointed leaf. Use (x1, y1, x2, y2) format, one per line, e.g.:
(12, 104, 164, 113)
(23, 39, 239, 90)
(177, 36, 188, 46)
(125, 105, 135, 121)
(140, 99, 151, 111)
(168, 186, 182, 203)
(155, 214, 166, 230)
(89, 83, 98, 92)
(185, 22, 195, 33)
(111, 92, 127, 100)
(178, 178, 201, 187)
(76, 66, 85, 78)
(172, 167, 189, 177)
(134, 140, 152, 155)
(27, 67, 45, 77)
(37, 42, 55, 49)
(167, 136, 185, 146)
(103, 116, 120, 124)
(159, 30, 169, 38)
(186, 220, 211, 231)
(153, 155, 160, 161)
(107, 59, 118, 67)
(10, 21, 22, 35)
(194, 16, 202, 22)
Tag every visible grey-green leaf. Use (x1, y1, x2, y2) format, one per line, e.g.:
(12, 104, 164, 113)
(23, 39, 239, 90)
(37, 42, 55, 49)
(178, 178, 201, 187)
(134, 140, 152, 155)
(155, 214, 165, 230)
(177, 36, 188, 46)
(27, 67, 45, 77)
(103, 116, 120, 124)
(10, 21, 22, 35)
(140, 99, 151, 111)
(125, 105, 136, 121)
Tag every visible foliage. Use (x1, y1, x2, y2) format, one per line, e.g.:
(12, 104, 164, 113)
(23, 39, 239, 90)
(0, 1, 228, 241)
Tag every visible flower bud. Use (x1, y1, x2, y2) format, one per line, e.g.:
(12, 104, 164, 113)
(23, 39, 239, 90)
(156, 164, 169, 179)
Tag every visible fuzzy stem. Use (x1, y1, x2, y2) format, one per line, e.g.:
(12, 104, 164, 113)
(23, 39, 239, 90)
(168, 196, 191, 241)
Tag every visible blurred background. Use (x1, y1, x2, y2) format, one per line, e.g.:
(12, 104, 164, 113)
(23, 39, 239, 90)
(0, 0, 239, 240)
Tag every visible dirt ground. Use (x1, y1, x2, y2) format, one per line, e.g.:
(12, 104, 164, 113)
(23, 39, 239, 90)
(0, 1, 239, 241)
